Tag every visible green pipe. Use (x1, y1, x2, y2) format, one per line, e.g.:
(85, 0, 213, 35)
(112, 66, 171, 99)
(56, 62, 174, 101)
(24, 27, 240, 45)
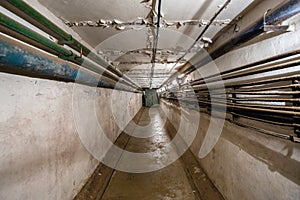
(1, 0, 139, 88)
(0, 13, 73, 57)
(0, 38, 115, 89)
(1, 0, 71, 40)
(1, 0, 84, 53)
(0, 36, 139, 93)
(0, 13, 122, 83)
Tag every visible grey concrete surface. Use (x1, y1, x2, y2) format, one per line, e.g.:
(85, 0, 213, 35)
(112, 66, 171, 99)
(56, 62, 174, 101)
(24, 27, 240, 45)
(101, 107, 197, 200)
(1, 1, 300, 199)
(161, 100, 300, 200)
(0, 72, 142, 200)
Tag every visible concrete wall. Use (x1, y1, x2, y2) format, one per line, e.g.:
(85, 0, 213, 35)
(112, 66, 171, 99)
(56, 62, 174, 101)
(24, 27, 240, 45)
(161, 99, 300, 200)
(160, 11, 300, 196)
(0, 72, 142, 200)
(159, 5, 300, 199)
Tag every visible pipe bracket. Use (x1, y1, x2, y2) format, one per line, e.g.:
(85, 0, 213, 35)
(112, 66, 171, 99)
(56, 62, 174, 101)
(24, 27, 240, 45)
(263, 24, 290, 33)
(58, 51, 77, 62)
(263, 9, 291, 33)
(57, 36, 75, 45)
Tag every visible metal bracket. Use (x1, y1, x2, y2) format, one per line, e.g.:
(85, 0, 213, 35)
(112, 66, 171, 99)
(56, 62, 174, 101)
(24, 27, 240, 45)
(263, 25, 290, 33)
(57, 36, 74, 45)
(290, 135, 300, 143)
(231, 87, 238, 121)
(58, 47, 83, 62)
(263, 9, 291, 33)
(58, 51, 77, 61)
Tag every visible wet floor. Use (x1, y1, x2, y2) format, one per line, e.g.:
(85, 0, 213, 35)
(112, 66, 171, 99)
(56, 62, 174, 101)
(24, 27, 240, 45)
(75, 106, 223, 200)
(101, 107, 197, 200)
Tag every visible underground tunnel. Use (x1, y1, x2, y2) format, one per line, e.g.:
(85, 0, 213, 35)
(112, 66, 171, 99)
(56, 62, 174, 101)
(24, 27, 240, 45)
(0, 0, 300, 199)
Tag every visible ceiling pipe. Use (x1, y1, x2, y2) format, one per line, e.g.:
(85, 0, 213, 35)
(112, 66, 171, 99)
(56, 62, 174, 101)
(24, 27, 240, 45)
(0, 37, 138, 92)
(160, 0, 300, 89)
(0, 13, 116, 81)
(0, 14, 73, 57)
(159, 0, 231, 88)
(0, 0, 141, 90)
(168, 0, 231, 73)
(0, 13, 140, 91)
(182, 0, 300, 75)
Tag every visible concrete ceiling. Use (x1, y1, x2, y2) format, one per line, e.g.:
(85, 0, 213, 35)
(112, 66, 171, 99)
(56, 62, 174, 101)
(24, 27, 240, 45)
(37, 0, 255, 88)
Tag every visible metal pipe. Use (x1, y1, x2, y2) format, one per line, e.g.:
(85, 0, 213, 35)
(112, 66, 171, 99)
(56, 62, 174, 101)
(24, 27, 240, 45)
(160, 0, 231, 87)
(230, 103, 300, 112)
(191, 49, 300, 85)
(183, 95, 300, 111)
(230, 91, 300, 95)
(162, 97, 300, 115)
(195, 84, 300, 94)
(230, 112, 298, 127)
(196, 90, 300, 95)
(0, 13, 72, 57)
(162, 97, 299, 140)
(167, 0, 231, 73)
(227, 84, 300, 92)
(182, 0, 300, 75)
(0, 37, 137, 92)
(0, 0, 140, 89)
(189, 56, 300, 88)
(162, 98, 298, 142)
(202, 97, 299, 103)
(192, 74, 299, 91)
(180, 50, 300, 88)
(0, 0, 72, 43)
(221, 58, 300, 80)
(231, 121, 292, 141)
(0, 14, 113, 81)
(0, 13, 140, 89)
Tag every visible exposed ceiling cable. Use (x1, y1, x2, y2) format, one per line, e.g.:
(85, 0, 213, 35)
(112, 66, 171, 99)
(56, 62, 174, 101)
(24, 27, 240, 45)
(63, 18, 231, 30)
(149, 0, 162, 88)
(167, 0, 232, 74)
(97, 49, 197, 56)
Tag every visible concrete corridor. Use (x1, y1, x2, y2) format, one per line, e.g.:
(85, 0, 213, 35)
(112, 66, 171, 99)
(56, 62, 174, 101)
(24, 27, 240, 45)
(75, 107, 222, 200)
(1, 0, 300, 199)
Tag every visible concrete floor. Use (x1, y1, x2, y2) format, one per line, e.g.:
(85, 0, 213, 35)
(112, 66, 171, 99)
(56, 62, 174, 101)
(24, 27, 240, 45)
(101, 107, 197, 200)
(75, 106, 223, 200)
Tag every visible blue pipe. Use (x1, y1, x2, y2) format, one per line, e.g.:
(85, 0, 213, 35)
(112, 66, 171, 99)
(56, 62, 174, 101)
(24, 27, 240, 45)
(183, 0, 300, 75)
(0, 39, 118, 89)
